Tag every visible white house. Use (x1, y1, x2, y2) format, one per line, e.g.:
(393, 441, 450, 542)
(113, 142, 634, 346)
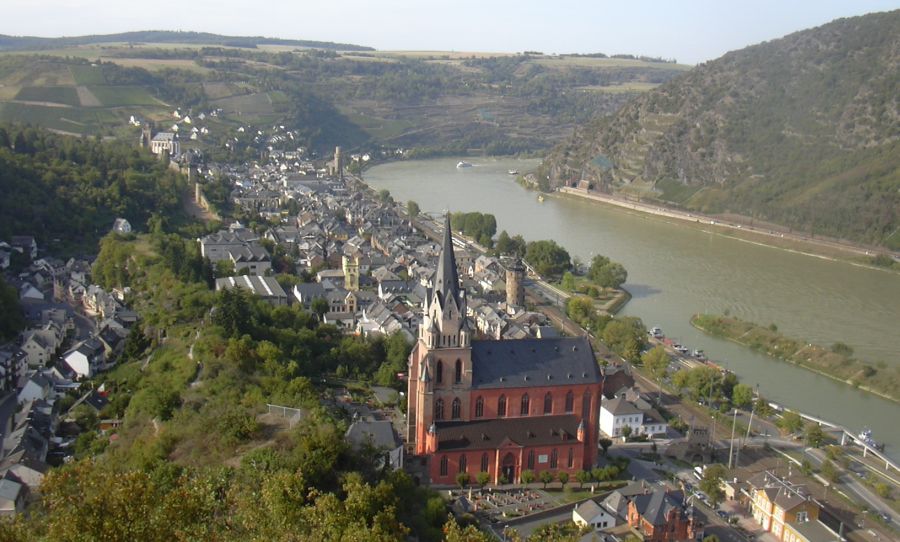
(112, 218, 132, 234)
(572, 499, 616, 530)
(599, 395, 667, 438)
(17, 373, 52, 404)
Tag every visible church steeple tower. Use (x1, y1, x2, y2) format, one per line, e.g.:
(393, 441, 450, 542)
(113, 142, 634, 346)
(421, 214, 468, 346)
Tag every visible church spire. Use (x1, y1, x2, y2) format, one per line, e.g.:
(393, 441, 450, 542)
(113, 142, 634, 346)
(434, 213, 461, 306)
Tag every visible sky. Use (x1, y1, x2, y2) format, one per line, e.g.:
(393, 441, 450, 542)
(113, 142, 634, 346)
(2, 1, 897, 64)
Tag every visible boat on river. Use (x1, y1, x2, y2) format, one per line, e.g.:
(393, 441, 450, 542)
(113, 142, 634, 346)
(456, 161, 473, 168)
(537, 194, 545, 202)
(508, 169, 519, 175)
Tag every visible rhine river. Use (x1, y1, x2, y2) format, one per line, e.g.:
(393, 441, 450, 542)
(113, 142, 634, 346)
(364, 156, 900, 456)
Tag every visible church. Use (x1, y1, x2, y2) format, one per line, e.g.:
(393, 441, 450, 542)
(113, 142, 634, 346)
(406, 216, 603, 485)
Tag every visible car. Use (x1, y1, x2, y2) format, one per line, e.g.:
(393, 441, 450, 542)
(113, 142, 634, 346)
(716, 510, 729, 519)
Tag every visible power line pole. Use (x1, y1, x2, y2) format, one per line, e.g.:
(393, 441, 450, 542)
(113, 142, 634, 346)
(728, 408, 738, 469)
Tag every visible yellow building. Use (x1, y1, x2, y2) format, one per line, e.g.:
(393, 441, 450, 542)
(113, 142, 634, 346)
(745, 471, 840, 542)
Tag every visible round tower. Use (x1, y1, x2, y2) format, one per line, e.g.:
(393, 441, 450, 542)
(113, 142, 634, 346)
(506, 258, 525, 307)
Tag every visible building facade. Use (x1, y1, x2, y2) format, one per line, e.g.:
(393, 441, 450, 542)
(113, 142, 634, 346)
(407, 216, 603, 485)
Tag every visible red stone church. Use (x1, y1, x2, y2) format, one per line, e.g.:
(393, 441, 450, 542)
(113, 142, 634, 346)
(406, 217, 603, 485)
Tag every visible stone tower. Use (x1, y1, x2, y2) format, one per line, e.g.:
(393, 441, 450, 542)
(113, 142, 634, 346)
(406, 214, 472, 454)
(333, 146, 343, 180)
(506, 258, 525, 308)
(140, 123, 152, 149)
(342, 254, 359, 292)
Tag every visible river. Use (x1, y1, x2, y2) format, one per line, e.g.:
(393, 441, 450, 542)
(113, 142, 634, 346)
(363, 156, 900, 456)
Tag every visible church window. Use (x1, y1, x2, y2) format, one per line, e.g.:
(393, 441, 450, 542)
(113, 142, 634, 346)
(435, 399, 444, 420)
(498, 395, 507, 417)
(520, 394, 530, 415)
(440, 456, 448, 476)
(451, 398, 461, 419)
(582, 392, 592, 418)
(459, 454, 467, 474)
(543, 392, 553, 414)
(567, 448, 574, 468)
(475, 397, 484, 418)
(436, 361, 443, 384)
(550, 448, 558, 468)
(527, 450, 535, 469)
(481, 453, 489, 473)
(565, 391, 574, 413)
(455, 359, 462, 383)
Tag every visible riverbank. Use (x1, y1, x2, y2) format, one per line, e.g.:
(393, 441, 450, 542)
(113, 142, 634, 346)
(690, 313, 900, 404)
(557, 187, 899, 272)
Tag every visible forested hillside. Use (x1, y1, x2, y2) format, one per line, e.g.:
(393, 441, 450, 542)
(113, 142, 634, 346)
(0, 124, 186, 253)
(545, 10, 900, 248)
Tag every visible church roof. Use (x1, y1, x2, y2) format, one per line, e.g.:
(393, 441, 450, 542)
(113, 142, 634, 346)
(433, 214, 460, 308)
(435, 414, 581, 451)
(470, 336, 600, 389)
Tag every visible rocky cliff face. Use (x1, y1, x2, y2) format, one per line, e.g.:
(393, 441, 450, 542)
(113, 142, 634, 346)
(546, 11, 900, 247)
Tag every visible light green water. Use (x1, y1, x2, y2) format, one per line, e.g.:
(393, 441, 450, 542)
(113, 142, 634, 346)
(364, 156, 900, 455)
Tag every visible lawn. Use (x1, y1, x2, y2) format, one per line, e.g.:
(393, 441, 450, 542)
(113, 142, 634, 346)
(0, 102, 122, 133)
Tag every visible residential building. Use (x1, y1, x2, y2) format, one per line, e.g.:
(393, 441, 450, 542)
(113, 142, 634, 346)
(215, 275, 288, 306)
(626, 488, 701, 542)
(745, 471, 840, 542)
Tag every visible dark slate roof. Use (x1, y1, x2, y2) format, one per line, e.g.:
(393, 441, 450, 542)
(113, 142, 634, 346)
(631, 489, 686, 526)
(435, 414, 580, 451)
(471, 336, 600, 390)
(345, 420, 400, 450)
(433, 214, 460, 308)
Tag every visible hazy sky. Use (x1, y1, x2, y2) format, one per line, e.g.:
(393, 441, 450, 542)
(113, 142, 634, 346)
(3, 1, 897, 64)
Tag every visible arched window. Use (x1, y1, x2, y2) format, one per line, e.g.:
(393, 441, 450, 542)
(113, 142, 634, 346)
(498, 395, 507, 417)
(475, 396, 484, 418)
(550, 448, 558, 468)
(440, 456, 448, 476)
(520, 394, 530, 415)
(481, 453, 489, 473)
(527, 449, 535, 469)
(454, 359, 462, 383)
(434, 398, 444, 420)
(459, 454, 467, 474)
(436, 360, 443, 384)
(567, 448, 574, 468)
(582, 391, 592, 418)
(565, 391, 574, 413)
(543, 392, 553, 414)
(451, 398, 461, 419)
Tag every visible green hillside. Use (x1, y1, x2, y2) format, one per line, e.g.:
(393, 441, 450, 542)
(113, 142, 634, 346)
(545, 10, 900, 248)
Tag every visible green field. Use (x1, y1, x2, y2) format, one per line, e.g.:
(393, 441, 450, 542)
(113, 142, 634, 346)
(69, 64, 107, 85)
(0, 102, 121, 133)
(87, 85, 161, 106)
(14, 86, 81, 106)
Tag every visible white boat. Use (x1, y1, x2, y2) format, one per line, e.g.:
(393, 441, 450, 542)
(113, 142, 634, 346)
(650, 326, 663, 338)
(456, 161, 473, 168)
(692, 349, 706, 359)
(537, 194, 545, 203)
(508, 169, 519, 175)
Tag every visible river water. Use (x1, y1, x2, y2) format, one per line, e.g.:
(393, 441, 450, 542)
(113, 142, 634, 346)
(364, 156, 900, 456)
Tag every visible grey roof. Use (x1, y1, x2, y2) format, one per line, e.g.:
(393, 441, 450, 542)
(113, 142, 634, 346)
(630, 489, 686, 526)
(790, 519, 841, 542)
(216, 276, 286, 299)
(0, 478, 23, 502)
(435, 414, 580, 451)
(345, 420, 400, 450)
(574, 498, 606, 520)
(603, 396, 643, 416)
(433, 214, 460, 308)
(471, 336, 600, 389)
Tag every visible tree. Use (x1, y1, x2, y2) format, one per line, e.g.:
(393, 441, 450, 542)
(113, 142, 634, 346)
(620, 425, 632, 440)
(443, 517, 492, 542)
(561, 271, 576, 292)
(804, 423, 825, 448)
(599, 438, 613, 456)
(732, 384, 753, 409)
(456, 472, 470, 489)
(601, 317, 646, 362)
(642, 346, 669, 380)
(525, 240, 571, 277)
(565, 296, 595, 327)
(377, 189, 392, 203)
(407, 200, 420, 217)
(575, 470, 591, 489)
(587, 255, 628, 289)
(703, 535, 720, 542)
(520, 469, 535, 486)
(476, 471, 491, 488)
(495, 230, 526, 257)
(539, 470, 555, 488)
(819, 459, 839, 483)
(558, 471, 569, 489)
(0, 276, 25, 342)
(779, 411, 803, 434)
(311, 297, 329, 321)
(699, 464, 726, 507)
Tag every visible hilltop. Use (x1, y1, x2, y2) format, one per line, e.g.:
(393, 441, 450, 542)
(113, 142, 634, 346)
(544, 10, 900, 248)
(0, 30, 373, 51)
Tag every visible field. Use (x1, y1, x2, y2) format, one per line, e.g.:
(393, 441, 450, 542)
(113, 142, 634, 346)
(14, 86, 80, 106)
(88, 85, 163, 107)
